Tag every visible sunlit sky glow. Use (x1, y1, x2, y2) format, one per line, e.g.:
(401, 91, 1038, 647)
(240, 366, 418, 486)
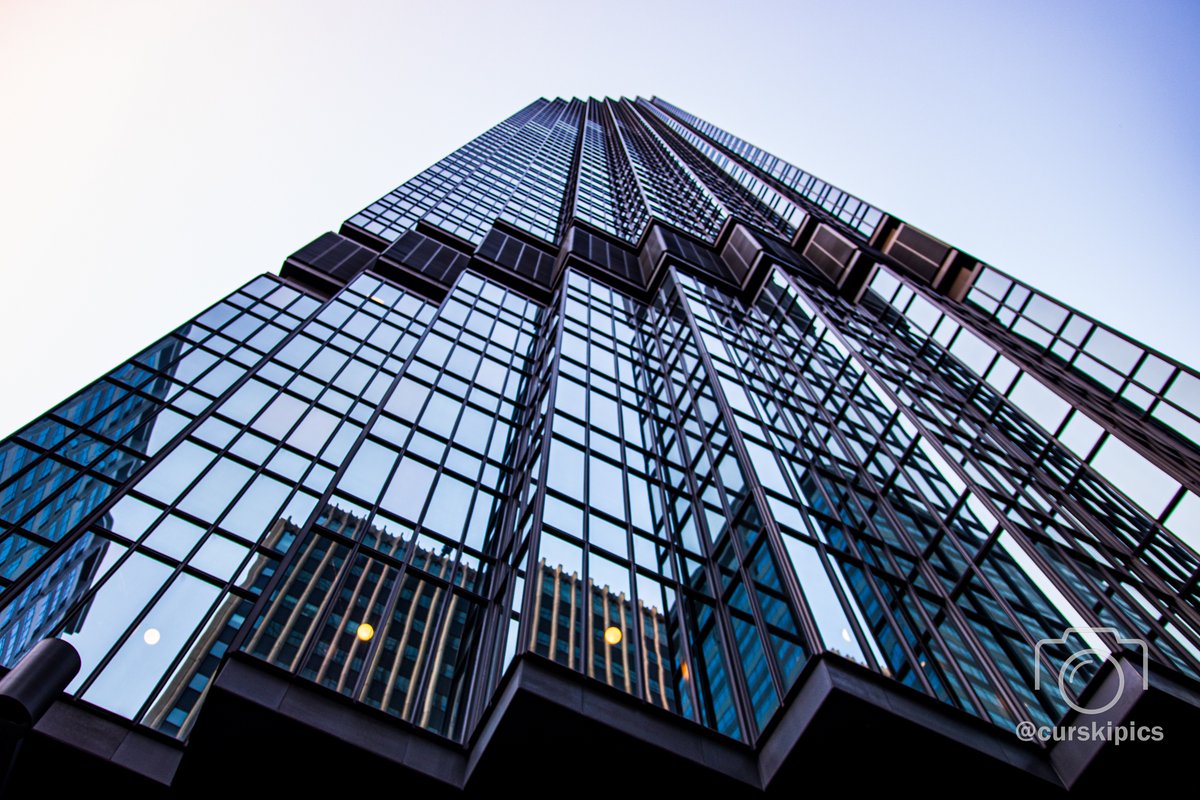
(1, 0, 1197, 437)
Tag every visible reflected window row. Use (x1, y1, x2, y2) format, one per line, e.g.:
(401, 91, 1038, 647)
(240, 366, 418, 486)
(0, 276, 319, 590)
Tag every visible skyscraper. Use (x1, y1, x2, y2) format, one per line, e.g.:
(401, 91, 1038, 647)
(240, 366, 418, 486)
(1, 97, 1197, 794)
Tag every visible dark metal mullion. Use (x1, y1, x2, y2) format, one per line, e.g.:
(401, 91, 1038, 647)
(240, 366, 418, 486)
(555, 99, 588, 242)
(486, 101, 572, 240)
(943, 282, 1200, 498)
(806, 419, 993, 714)
(694, 284, 855, 663)
(839, 283, 1186, 672)
(287, 527, 373, 682)
(3, 391, 200, 540)
(39, 522, 254, 717)
(128, 576, 260, 728)
(629, 304, 706, 718)
(254, 283, 498, 694)
(227, 275, 456, 660)
(347, 556, 408, 707)
(514, 280, 569, 675)
(734, 301, 886, 669)
(462, 305, 552, 732)
(0, 278, 330, 612)
(637, 102, 787, 239)
(65, 543, 219, 699)
(774, 293, 946, 612)
(426, 292, 506, 588)
(585, 287, 649, 702)
(1, 454, 121, 537)
(403, 561, 467, 729)
(641, 285, 759, 741)
(671, 280, 791, 703)
(648, 99, 870, 242)
(812, 280, 1200, 677)
(1, 320, 200, 473)
(602, 100, 660, 239)
(408, 284, 539, 729)
(983, 383, 1197, 632)
(775, 272, 1039, 722)
(7, 378, 163, 473)
(854, 278, 1200, 633)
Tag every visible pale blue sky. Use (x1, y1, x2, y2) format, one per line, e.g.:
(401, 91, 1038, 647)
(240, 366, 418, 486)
(1, 0, 1197, 437)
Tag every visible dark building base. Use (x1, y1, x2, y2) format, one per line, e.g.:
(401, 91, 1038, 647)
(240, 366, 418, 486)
(7, 651, 1199, 795)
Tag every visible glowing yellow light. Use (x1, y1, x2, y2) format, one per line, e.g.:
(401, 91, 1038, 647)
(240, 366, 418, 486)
(604, 626, 622, 645)
(680, 662, 690, 681)
(143, 628, 161, 646)
(356, 623, 375, 642)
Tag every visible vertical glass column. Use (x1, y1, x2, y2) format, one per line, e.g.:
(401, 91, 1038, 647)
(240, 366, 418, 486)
(499, 98, 584, 244)
(608, 100, 727, 244)
(649, 98, 884, 238)
(241, 271, 540, 741)
(345, 99, 551, 243)
(760, 264, 1200, 724)
(423, 100, 575, 246)
(510, 267, 815, 742)
(0, 275, 394, 733)
(572, 99, 650, 244)
(509, 269, 711, 728)
(740, 270, 1065, 725)
(828, 267, 1200, 675)
(635, 100, 799, 241)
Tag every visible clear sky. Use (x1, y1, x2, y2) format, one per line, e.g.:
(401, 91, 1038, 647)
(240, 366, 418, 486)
(1, 0, 1197, 438)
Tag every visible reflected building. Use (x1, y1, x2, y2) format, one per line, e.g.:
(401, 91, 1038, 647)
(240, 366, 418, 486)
(528, 557, 676, 709)
(1, 97, 1198, 794)
(147, 505, 477, 739)
(0, 530, 109, 668)
(0, 338, 181, 665)
(145, 504, 677, 742)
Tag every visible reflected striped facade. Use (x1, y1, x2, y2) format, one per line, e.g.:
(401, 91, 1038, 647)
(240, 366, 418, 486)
(1, 97, 1197, 794)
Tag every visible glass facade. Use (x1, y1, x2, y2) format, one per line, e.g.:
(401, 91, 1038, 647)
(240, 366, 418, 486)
(2, 97, 1198, 778)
